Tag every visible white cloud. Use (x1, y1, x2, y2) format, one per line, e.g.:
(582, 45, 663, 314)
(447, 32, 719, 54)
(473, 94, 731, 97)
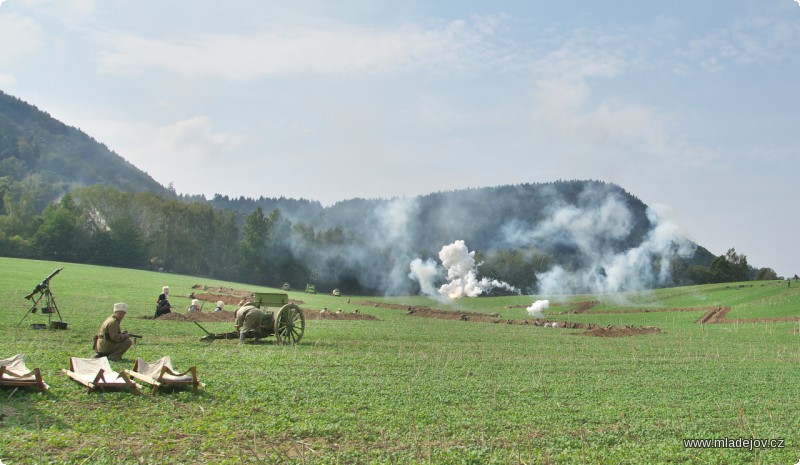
(0, 73, 16, 87)
(94, 15, 507, 80)
(19, 0, 96, 20)
(521, 26, 728, 180)
(0, 12, 44, 64)
(682, 15, 800, 72)
(65, 115, 245, 194)
(155, 117, 243, 160)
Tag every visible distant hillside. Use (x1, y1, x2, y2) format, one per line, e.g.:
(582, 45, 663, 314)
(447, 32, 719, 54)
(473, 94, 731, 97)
(0, 90, 171, 206)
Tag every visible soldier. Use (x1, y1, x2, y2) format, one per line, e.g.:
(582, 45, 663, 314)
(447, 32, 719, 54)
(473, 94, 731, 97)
(95, 303, 134, 361)
(155, 286, 172, 317)
(234, 303, 265, 343)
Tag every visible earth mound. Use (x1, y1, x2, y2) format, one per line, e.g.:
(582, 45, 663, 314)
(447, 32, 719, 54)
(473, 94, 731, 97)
(356, 300, 660, 337)
(578, 326, 662, 337)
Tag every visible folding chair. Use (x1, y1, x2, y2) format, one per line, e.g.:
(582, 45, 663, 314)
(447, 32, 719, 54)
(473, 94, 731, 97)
(0, 354, 49, 393)
(61, 356, 141, 395)
(124, 356, 204, 395)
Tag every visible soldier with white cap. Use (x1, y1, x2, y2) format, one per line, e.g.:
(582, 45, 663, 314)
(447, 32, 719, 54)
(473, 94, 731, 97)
(95, 302, 134, 361)
(155, 286, 172, 317)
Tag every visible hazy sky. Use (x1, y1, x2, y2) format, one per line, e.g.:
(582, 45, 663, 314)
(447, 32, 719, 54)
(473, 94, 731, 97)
(1, 0, 798, 277)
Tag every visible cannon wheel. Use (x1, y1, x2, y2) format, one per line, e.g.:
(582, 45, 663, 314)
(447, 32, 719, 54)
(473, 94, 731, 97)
(274, 303, 305, 344)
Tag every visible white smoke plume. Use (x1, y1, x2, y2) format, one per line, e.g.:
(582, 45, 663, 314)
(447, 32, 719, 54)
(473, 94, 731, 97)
(408, 258, 441, 296)
(284, 181, 694, 297)
(534, 205, 695, 295)
(526, 299, 550, 318)
(409, 240, 519, 299)
(496, 184, 697, 296)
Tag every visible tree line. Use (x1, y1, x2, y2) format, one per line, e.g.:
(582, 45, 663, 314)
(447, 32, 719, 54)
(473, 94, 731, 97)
(0, 182, 405, 293)
(0, 183, 318, 288)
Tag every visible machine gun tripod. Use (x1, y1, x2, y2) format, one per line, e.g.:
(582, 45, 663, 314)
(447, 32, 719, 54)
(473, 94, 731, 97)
(18, 267, 67, 329)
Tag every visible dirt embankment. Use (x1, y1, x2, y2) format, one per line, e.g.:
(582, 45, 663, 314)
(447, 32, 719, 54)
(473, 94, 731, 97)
(696, 305, 799, 324)
(190, 285, 254, 306)
(578, 326, 662, 337)
(355, 300, 661, 337)
(567, 301, 601, 314)
(697, 306, 730, 324)
(567, 303, 799, 325)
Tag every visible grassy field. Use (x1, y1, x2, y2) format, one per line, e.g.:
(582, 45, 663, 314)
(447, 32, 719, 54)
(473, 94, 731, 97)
(1, 257, 799, 464)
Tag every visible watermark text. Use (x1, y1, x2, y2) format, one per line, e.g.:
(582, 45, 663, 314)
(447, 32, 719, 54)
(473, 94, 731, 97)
(683, 437, 784, 451)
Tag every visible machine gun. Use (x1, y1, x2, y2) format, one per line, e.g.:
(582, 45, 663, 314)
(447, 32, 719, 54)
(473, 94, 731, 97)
(25, 267, 63, 300)
(19, 267, 67, 328)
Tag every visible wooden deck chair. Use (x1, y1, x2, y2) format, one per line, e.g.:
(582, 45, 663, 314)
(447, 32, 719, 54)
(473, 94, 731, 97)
(124, 356, 204, 395)
(61, 357, 141, 395)
(0, 354, 49, 393)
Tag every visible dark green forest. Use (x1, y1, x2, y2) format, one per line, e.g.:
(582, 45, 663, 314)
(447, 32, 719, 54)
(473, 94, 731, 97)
(0, 91, 780, 295)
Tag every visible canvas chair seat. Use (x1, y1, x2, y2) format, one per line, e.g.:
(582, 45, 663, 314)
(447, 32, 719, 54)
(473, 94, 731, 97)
(61, 356, 141, 395)
(124, 356, 204, 395)
(0, 354, 49, 392)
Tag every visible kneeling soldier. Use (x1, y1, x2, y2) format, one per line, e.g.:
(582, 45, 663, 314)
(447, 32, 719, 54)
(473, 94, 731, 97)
(95, 303, 134, 361)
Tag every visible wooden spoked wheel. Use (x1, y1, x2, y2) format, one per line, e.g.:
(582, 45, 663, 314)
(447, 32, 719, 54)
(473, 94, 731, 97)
(274, 303, 305, 344)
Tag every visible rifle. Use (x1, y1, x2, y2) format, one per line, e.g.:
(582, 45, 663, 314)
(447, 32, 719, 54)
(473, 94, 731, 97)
(125, 332, 143, 339)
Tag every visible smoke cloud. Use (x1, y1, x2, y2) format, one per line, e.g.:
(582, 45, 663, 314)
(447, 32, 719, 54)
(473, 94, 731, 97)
(409, 240, 519, 299)
(533, 205, 695, 295)
(282, 181, 698, 297)
(408, 257, 441, 296)
(526, 299, 550, 318)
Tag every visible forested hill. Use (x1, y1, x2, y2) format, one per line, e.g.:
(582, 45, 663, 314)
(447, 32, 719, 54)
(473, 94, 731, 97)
(0, 90, 171, 208)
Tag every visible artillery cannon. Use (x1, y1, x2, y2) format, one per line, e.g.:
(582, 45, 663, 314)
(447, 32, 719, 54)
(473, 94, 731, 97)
(197, 292, 305, 344)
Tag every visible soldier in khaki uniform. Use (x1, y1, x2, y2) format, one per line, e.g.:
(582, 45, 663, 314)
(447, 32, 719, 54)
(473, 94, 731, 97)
(95, 302, 134, 361)
(234, 303, 265, 343)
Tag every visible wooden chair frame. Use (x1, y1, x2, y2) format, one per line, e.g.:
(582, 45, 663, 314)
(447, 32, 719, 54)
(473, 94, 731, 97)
(124, 356, 204, 395)
(61, 357, 141, 395)
(0, 354, 49, 393)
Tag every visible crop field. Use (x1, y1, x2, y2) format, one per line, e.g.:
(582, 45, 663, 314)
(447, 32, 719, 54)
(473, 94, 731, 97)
(1, 257, 800, 464)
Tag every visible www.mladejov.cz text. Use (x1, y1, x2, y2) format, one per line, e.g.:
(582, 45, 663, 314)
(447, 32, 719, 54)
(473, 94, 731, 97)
(683, 437, 785, 451)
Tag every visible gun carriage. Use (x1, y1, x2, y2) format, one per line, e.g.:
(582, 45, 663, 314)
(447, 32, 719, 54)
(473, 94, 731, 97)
(197, 292, 305, 344)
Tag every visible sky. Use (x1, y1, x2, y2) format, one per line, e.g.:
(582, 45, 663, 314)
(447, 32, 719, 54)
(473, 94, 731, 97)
(1, 0, 799, 278)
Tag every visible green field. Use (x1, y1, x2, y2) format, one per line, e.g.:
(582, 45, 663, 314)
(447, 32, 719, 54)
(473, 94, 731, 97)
(1, 257, 799, 464)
